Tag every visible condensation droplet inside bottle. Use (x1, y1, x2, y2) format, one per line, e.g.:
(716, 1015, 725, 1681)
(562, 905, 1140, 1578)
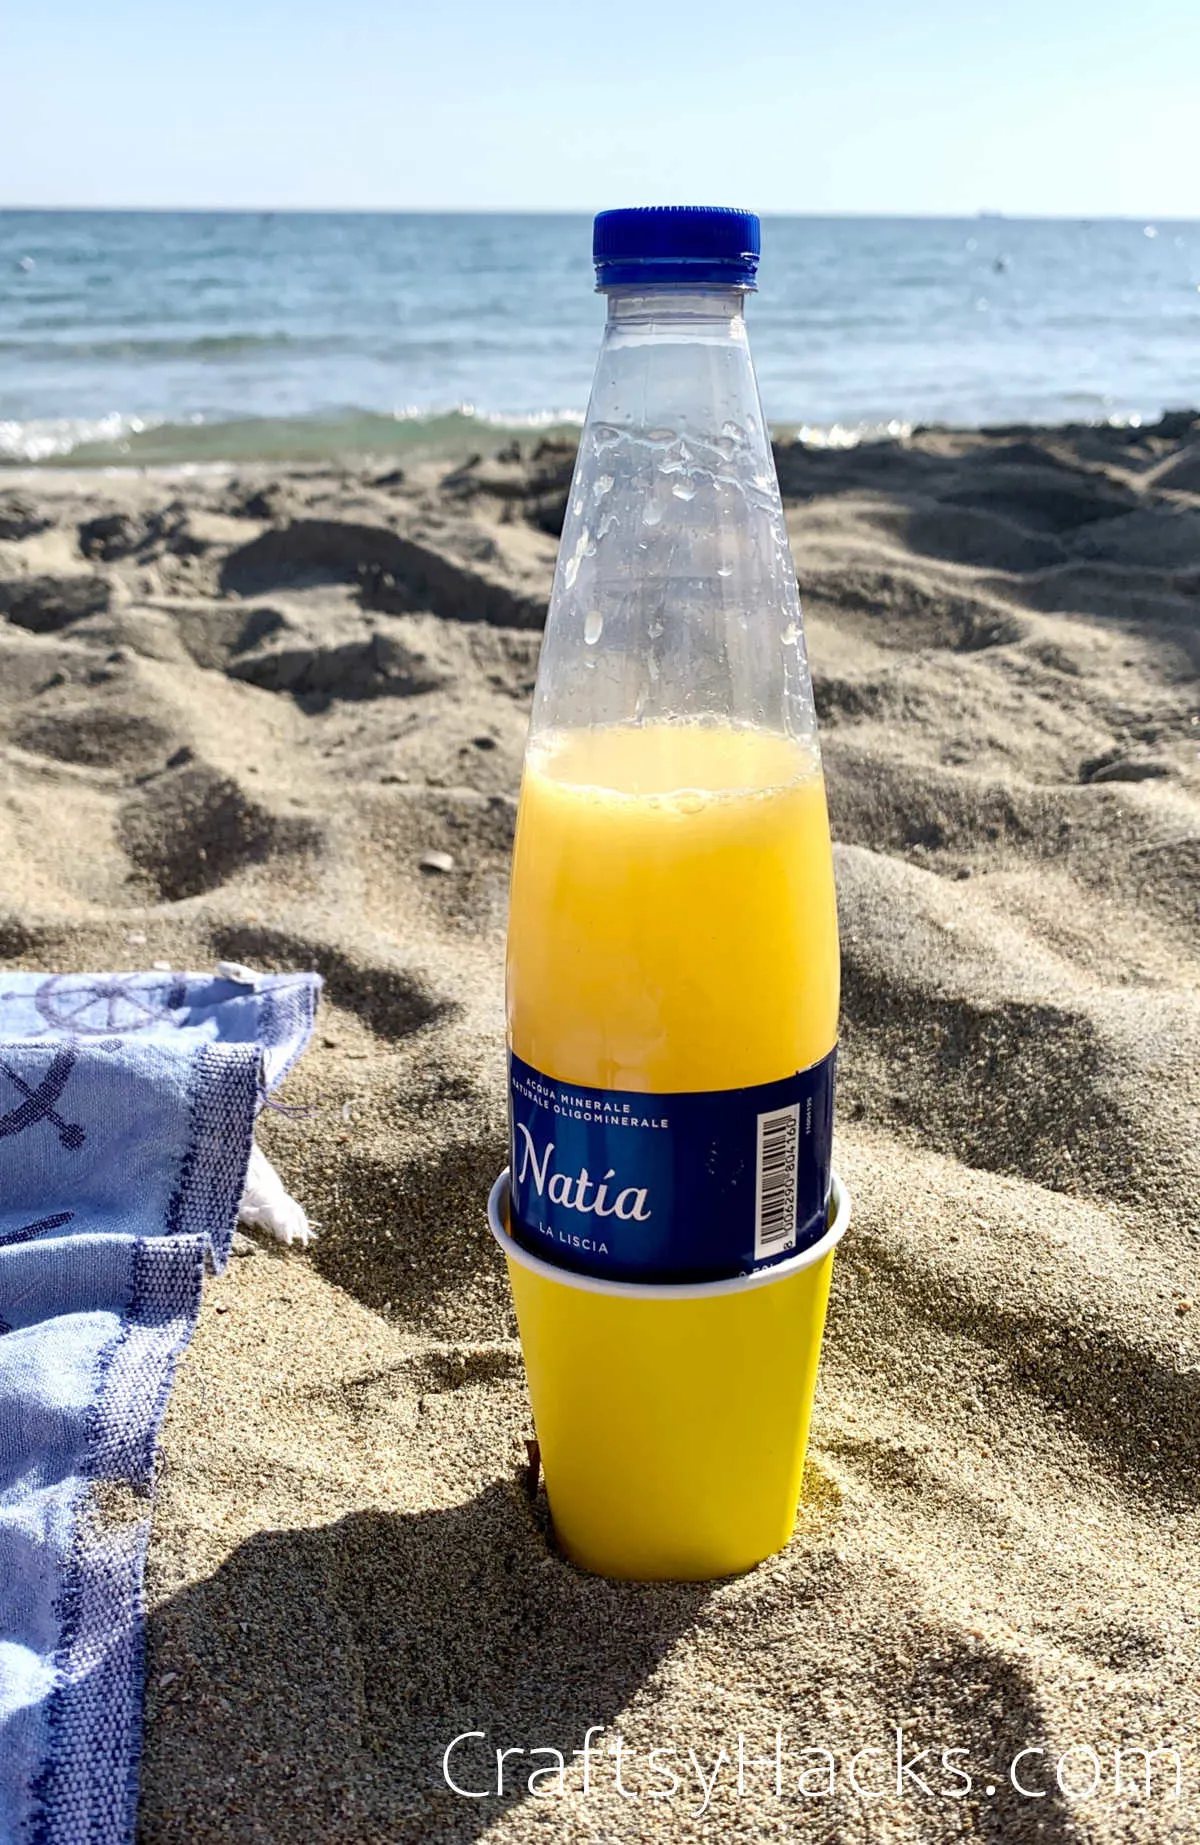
(593, 474, 614, 499)
(584, 610, 604, 645)
(643, 502, 663, 527)
(716, 564, 733, 579)
(782, 622, 799, 646)
(672, 480, 697, 502)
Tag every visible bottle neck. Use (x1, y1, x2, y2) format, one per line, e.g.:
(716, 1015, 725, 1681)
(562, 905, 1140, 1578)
(602, 286, 748, 330)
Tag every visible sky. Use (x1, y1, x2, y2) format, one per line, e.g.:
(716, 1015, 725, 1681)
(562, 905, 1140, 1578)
(3, 0, 1199, 217)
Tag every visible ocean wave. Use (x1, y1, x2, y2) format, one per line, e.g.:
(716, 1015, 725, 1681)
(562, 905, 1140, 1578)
(0, 332, 305, 361)
(772, 418, 915, 448)
(0, 412, 155, 464)
(0, 405, 587, 468)
(0, 404, 1174, 470)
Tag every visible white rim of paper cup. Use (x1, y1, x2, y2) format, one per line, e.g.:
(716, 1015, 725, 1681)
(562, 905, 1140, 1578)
(488, 1167, 851, 1301)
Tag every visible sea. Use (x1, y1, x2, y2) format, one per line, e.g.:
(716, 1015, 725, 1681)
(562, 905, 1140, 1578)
(1, 211, 1197, 467)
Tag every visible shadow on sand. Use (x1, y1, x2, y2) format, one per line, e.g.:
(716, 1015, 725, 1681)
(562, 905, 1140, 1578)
(138, 1479, 709, 1843)
(137, 1467, 1085, 1845)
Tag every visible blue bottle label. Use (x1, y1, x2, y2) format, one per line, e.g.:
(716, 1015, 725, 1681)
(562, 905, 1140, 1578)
(507, 1047, 836, 1284)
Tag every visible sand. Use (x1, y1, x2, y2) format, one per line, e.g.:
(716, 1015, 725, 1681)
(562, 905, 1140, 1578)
(1, 415, 1198, 1843)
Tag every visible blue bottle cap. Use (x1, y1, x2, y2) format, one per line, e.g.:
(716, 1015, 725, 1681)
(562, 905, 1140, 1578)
(593, 206, 760, 290)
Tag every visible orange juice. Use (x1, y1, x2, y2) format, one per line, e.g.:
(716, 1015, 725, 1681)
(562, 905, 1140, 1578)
(508, 719, 838, 1089)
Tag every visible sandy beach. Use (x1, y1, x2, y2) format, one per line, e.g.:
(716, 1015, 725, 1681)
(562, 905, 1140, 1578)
(1, 415, 1198, 1843)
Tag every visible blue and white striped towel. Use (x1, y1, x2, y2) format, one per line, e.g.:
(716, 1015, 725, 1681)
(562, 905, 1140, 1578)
(0, 968, 320, 1845)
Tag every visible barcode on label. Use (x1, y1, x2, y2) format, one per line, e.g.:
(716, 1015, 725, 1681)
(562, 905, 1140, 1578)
(755, 1102, 800, 1258)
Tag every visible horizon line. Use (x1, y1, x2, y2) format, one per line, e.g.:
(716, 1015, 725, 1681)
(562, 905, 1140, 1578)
(2, 204, 1197, 222)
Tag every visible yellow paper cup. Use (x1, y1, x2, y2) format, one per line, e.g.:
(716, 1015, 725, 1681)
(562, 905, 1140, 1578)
(489, 1168, 850, 1581)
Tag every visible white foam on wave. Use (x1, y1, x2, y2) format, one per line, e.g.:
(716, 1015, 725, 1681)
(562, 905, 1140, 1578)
(778, 418, 914, 449)
(387, 401, 586, 430)
(0, 402, 589, 466)
(0, 412, 158, 463)
(0, 403, 1181, 468)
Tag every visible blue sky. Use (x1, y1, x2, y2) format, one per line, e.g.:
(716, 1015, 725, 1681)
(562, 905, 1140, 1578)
(4, 0, 1198, 215)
